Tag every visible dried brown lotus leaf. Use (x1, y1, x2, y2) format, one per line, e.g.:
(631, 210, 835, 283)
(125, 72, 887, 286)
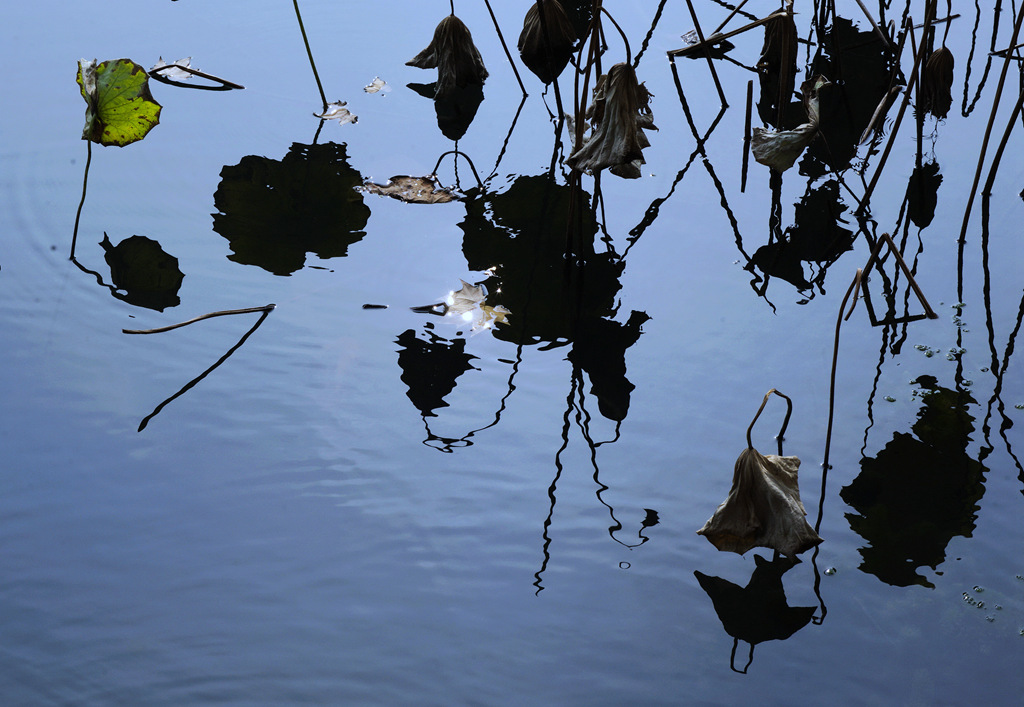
(407, 14, 488, 98)
(517, 0, 577, 84)
(697, 447, 822, 557)
(362, 175, 459, 204)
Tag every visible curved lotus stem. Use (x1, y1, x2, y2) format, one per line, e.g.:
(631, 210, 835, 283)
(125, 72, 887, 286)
(745, 388, 793, 451)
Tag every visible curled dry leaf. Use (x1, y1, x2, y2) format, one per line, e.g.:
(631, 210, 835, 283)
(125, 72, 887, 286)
(364, 77, 389, 94)
(151, 57, 195, 81)
(407, 14, 488, 98)
(314, 101, 358, 125)
(566, 63, 657, 179)
(751, 75, 829, 172)
(697, 447, 823, 557)
(361, 175, 459, 204)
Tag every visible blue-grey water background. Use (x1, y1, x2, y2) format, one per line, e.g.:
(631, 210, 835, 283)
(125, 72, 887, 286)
(2, 1, 1023, 704)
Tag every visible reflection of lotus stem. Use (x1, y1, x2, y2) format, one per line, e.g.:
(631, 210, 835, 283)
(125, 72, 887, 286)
(292, 0, 328, 110)
(70, 140, 91, 259)
(431, 150, 484, 189)
(681, 0, 727, 106)
(482, 0, 528, 96)
(745, 388, 793, 452)
(149, 63, 245, 91)
(960, 0, 1024, 236)
(823, 270, 863, 477)
(123, 304, 276, 334)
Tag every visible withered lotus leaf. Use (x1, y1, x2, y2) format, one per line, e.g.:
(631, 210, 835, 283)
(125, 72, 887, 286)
(407, 15, 488, 98)
(517, 0, 577, 84)
(751, 75, 828, 172)
(362, 175, 459, 204)
(566, 63, 657, 179)
(697, 447, 822, 557)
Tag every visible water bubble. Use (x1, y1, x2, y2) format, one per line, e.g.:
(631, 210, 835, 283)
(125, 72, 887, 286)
(973, 585, 984, 593)
(824, 567, 837, 576)
(977, 601, 986, 609)
(619, 562, 630, 570)
(885, 396, 896, 403)
(915, 344, 928, 351)
(925, 350, 934, 358)
(986, 615, 995, 623)
(1015, 405, 1024, 411)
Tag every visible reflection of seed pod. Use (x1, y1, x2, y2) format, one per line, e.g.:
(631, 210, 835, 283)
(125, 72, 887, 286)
(922, 47, 954, 119)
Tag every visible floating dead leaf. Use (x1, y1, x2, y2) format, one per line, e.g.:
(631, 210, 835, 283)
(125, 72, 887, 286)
(151, 57, 195, 81)
(364, 77, 390, 94)
(314, 101, 358, 125)
(362, 175, 459, 204)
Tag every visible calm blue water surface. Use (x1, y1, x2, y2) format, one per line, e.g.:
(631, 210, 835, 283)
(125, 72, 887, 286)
(2, 1, 1023, 704)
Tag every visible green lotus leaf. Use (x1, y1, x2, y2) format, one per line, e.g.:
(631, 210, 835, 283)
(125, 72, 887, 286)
(77, 58, 162, 146)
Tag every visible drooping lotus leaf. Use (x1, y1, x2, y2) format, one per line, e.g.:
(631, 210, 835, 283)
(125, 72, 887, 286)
(78, 58, 162, 146)
(518, 0, 577, 84)
(212, 142, 370, 275)
(100, 233, 183, 311)
(407, 15, 488, 98)
(751, 75, 828, 172)
(698, 447, 822, 557)
(566, 63, 656, 178)
(922, 47, 954, 119)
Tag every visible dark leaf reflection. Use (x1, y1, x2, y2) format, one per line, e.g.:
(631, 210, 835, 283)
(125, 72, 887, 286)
(100, 234, 184, 312)
(695, 553, 816, 674)
(212, 142, 370, 275)
(842, 375, 987, 588)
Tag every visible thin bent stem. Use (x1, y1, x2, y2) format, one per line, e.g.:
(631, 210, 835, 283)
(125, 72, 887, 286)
(482, 0, 528, 97)
(292, 0, 328, 111)
(745, 388, 793, 451)
(124, 304, 276, 335)
(71, 140, 92, 260)
(599, 7, 632, 67)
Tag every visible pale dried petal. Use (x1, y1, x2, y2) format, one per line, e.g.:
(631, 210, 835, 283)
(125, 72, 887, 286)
(697, 447, 822, 557)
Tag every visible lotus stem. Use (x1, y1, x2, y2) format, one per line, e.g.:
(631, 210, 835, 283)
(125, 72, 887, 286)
(71, 140, 91, 260)
(292, 0, 328, 111)
(123, 304, 276, 335)
(745, 388, 793, 451)
(482, 0, 528, 97)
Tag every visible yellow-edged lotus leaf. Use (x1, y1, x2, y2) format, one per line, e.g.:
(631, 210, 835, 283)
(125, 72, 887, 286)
(697, 447, 822, 557)
(78, 58, 162, 147)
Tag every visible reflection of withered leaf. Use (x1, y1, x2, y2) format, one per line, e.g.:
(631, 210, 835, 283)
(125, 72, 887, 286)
(697, 448, 822, 557)
(100, 233, 184, 311)
(362, 175, 459, 204)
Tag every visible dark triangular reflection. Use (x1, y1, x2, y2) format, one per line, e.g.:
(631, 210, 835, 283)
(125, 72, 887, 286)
(748, 179, 855, 294)
(100, 233, 184, 311)
(211, 142, 370, 275)
(907, 161, 943, 229)
(841, 375, 987, 588)
(459, 175, 648, 421)
(408, 82, 485, 141)
(695, 553, 815, 673)
(799, 16, 896, 178)
(396, 327, 479, 417)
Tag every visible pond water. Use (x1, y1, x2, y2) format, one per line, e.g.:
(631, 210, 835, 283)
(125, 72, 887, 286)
(2, 0, 1023, 704)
